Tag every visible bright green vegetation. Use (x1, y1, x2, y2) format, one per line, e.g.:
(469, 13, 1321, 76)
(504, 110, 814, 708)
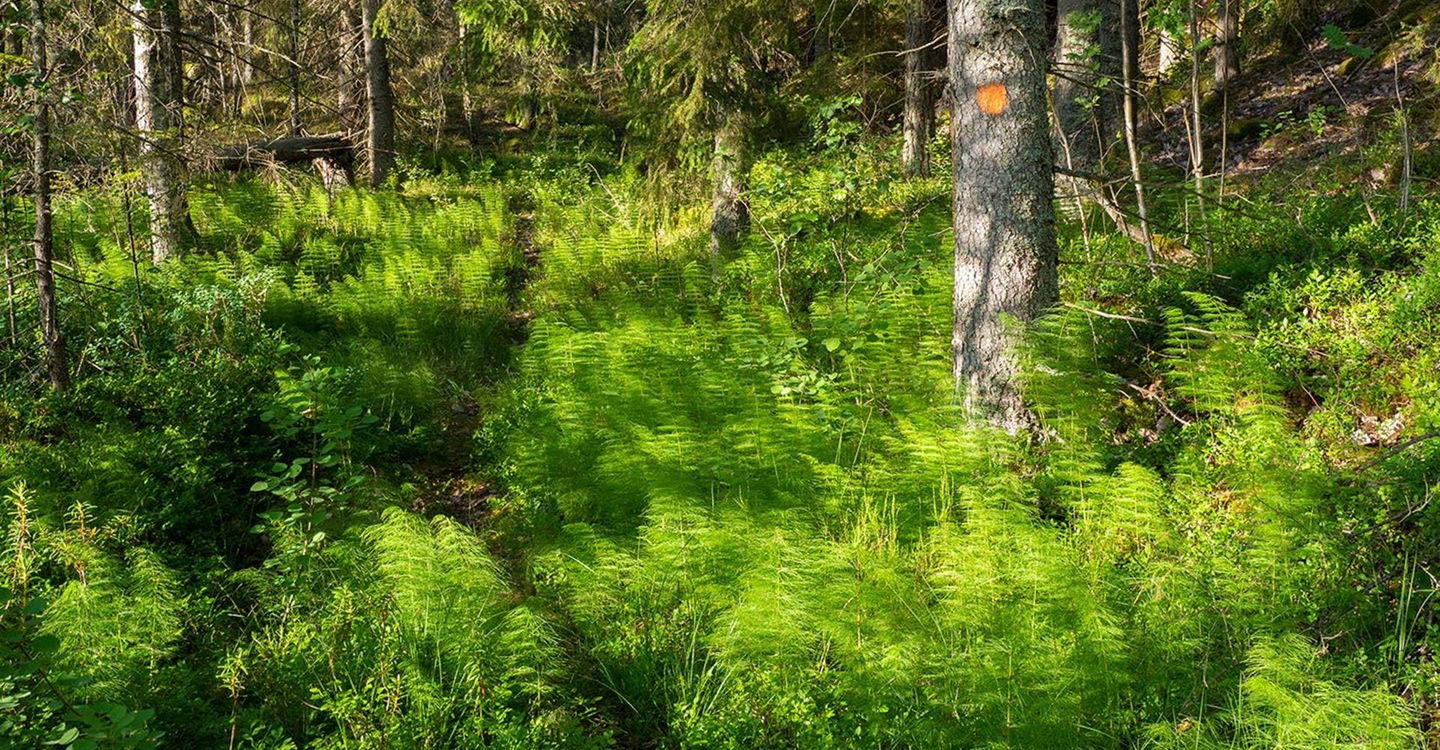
(2, 135, 1438, 747)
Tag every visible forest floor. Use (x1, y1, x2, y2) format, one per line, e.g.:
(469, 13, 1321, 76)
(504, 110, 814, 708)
(409, 189, 542, 531)
(1150, 10, 1440, 181)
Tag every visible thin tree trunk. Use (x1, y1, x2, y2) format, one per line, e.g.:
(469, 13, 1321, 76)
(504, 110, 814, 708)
(809, 4, 831, 64)
(4, 200, 16, 344)
(1213, 0, 1240, 94)
(591, 23, 601, 72)
(225, 4, 242, 115)
(459, 22, 477, 141)
(901, 0, 940, 177)
(241, 7, 254, 89)
(1188, 4, 1204, 187)
(133, 0, 192, 264)
(31, 0, 67, 390)
(1119, 0, 1156, 273)
(1188, 0, 1213, 266)
(289, 0, 302, 135)
(163, 0, 185, 131)
(361, 0, 395, 186)
(1157, 30, 1179, 77)
(812, 13, 835, 64)
(949, 0, 1058, 431)
(709, 116, 750, 260)
(338, 1, 365, 136)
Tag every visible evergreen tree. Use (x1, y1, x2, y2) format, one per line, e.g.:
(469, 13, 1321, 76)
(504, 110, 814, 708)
(948, 0, 1058, 430)
(361, 0, 395, 186)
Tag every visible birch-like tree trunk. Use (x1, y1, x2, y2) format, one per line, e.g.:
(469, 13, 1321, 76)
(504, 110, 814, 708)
(1157, 30, 1179, 77)
(132, 0, 191, 264)
(362, 0, 396, 186)
(591, 23, 601, 72)
(1119, 0, 1156, 271)
(241, 8, 254, 90)
(949, 0, 1058, 430)
(31, 0, 67, 390)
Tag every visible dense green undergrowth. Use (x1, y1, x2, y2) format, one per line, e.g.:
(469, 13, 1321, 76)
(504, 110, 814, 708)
(1, 137, 1438, 747)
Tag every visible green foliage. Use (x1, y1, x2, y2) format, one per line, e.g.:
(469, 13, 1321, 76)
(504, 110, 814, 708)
(227, 508, 592, 747)
(0, 584, 163, 749)
(0, 485, 166, 749)
(623, 0, 806, 164)
(250, 357, 381, 567)
(1146, 635, 1417, 748)
(4, 134, 1438, 746)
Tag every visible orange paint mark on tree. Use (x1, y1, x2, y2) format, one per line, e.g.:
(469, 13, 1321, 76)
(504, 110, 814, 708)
(976, 82, 1008, 115)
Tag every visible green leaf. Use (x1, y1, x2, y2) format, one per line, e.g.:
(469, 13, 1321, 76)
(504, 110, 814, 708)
(823, 337, 842, 352)
(47, 726, 79, 745)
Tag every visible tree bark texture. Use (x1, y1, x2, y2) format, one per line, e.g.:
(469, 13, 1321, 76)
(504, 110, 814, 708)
(31, 0, 67, 390)
(338, 1, 366, 136)
(901, 0, 943, 177)
(289, 0, 302, 135)
(1052, 0, 1122, 171)
(1213, 0, 1240, 93)
(362, 0, 396, 186)
(133, 0, 191, 264)
(709, 117, 750, 260)
(948, 0, 1058, 431)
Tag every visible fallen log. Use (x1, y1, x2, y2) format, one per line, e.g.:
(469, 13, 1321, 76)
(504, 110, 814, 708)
(212, 133, 354, 171)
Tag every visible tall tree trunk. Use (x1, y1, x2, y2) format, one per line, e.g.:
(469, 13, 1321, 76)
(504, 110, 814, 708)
(458, 22, 477, 141)
(289, 0, 302, 135)
(225, 4, 243, 115)
(361, 0, 395, 186)
(1188, 3, 1205, 189)
(1119, 0, 1156, 271)
(338, 1, 365, 135)
(4, 198, 16, 344)
(901, 0, 941, 177)
(1052, 0, 1122, 222)
(1213, 0, 1240, 94)
(1157, 30, 1179, 77)
(808, 3, 831, 64)
(241, 7, 254, 89)
(31, 0, 67, 390)
(709, 116, 750, 260)
(132, 0, 192, 264)
(949, 0, 1058, 431)
(1052, 0, 1122, 170)
(591, 22, 601, 72)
